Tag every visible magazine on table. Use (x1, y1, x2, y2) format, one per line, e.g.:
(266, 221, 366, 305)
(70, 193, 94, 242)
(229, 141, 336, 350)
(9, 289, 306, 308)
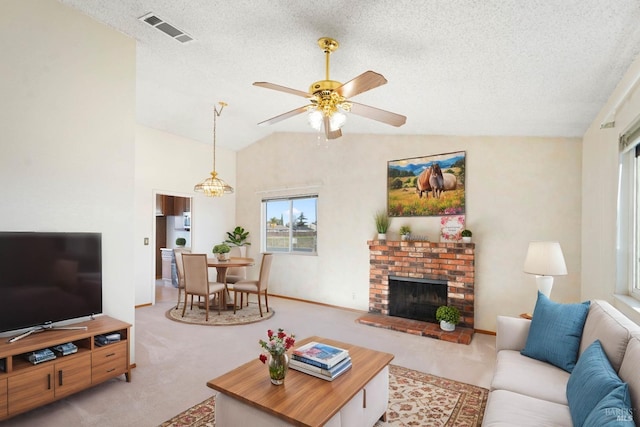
(292, 341, 349, 369)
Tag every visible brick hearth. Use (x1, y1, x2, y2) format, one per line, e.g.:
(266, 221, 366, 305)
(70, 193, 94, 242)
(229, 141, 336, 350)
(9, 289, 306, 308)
(357, 312, 474, 345)
(360, 240, 475, 344)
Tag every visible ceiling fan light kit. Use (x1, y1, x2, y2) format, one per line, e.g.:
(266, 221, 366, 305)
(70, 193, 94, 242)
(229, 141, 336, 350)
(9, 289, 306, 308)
(253, 37, 406, 140)
(194, 102, 234, 197)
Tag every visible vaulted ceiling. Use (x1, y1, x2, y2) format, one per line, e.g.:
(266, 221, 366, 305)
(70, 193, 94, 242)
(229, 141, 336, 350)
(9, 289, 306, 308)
(60, 0, 640, 150)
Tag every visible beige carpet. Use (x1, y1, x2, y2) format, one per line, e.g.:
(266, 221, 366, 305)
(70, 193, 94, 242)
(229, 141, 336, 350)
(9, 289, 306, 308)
(165, 303, 274, 326)
(159, 365, 488, 426)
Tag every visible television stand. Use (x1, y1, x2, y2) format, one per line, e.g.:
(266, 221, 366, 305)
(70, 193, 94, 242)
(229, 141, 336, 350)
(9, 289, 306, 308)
(7, 323, 89, 343)
(0, 315, 131, 421)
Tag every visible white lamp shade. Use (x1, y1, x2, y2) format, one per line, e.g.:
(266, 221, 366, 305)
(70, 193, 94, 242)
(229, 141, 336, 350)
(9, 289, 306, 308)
(307, 109, 323, 130)
(523, 241, 568, 276)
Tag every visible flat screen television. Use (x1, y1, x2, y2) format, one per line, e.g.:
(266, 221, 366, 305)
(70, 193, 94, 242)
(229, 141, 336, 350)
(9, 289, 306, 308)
(0, 232, 102, 335)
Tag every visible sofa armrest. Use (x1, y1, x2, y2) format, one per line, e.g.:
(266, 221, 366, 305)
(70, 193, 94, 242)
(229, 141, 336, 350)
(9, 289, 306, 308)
(495, 315, 531, 352)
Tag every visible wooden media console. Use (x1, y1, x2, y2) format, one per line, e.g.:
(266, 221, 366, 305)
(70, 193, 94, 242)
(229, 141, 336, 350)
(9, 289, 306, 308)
(0, 315, 131, 420)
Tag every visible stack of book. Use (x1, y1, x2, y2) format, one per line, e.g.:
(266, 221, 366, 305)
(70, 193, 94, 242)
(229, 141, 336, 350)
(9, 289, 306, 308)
(95, 333, 121, 346)
(26, 348, 56, 365)
(289, 341, 351, 381)
(53, 342, 78, 356)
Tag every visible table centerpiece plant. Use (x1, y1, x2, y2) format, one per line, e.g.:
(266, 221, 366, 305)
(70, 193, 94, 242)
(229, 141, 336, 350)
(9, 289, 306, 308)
(259, 328, 296, 385)
(212, 243, 231, 261)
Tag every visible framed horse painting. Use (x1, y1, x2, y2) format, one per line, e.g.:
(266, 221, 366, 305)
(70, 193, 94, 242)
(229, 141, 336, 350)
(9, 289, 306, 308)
(387, 151, 466, 217)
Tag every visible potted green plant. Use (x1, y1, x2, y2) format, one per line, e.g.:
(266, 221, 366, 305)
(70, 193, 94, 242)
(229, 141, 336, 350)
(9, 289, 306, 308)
(175, 237, 186, 248)
(399, 225, 411, 241)
(436, 306, 461, 332)
(212, 243, 231, 261)
(225, 226, 251, 247)
(461, 229, 472, 243)
(374, 209, 390, 240)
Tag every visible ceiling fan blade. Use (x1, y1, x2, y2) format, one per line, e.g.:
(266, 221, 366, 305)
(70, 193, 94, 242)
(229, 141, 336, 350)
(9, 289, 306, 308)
(349, 102, 407, 127)
(323, 116, 342, 140)
(257, 106, 308, 126)
(335, 71, 387, 99)
(253, 82, 310, 98)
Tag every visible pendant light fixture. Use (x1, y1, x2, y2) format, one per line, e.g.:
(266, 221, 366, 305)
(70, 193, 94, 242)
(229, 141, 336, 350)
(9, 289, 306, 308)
(194, 102, 234, 197)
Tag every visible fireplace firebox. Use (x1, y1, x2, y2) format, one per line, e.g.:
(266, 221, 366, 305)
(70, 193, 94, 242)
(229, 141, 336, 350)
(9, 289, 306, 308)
(388, 276, 448, 323)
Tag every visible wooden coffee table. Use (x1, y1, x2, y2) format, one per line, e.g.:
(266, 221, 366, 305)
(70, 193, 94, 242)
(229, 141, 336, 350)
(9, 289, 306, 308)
(207, 336, 394, 426)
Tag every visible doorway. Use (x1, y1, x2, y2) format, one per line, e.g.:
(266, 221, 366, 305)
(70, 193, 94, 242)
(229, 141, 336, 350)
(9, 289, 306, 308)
(154, 193, 192, 288)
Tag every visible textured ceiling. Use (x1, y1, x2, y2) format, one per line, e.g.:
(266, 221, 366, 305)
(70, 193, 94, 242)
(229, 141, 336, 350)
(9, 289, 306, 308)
(59, 0, 640, 150)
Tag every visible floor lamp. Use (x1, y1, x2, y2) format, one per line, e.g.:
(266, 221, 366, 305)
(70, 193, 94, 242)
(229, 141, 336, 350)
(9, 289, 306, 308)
(523, 241, 567, 298)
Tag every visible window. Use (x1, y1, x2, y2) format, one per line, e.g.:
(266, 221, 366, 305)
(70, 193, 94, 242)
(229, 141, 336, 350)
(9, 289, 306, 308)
(263, 196, 317, 254)
(618, 121, 640, 299)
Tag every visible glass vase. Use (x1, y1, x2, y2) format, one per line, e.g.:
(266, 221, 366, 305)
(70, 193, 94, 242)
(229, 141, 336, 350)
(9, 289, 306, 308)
(268, 352, 289, 385)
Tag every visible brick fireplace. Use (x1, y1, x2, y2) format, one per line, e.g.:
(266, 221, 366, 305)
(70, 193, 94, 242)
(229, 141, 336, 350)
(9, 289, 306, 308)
(360, 240, 475, 344)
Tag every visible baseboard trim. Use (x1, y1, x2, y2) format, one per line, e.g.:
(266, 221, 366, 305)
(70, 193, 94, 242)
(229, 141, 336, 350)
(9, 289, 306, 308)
(268, 293, 366, 313)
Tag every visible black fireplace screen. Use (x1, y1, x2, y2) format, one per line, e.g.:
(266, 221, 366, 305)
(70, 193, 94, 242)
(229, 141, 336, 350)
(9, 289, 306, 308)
(388, 276, 448, 323)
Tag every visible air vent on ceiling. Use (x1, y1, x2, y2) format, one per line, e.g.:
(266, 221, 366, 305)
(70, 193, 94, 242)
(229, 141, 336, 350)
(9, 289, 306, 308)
(138, 12, 194, 43)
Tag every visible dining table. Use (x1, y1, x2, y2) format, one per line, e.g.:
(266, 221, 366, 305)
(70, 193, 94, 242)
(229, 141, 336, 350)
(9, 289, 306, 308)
(206, 256, 254, 309)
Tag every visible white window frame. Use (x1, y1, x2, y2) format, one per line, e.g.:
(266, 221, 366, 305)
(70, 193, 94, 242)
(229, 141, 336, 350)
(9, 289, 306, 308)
(617, 123, 640, 300)
(261, 195, 318, 255)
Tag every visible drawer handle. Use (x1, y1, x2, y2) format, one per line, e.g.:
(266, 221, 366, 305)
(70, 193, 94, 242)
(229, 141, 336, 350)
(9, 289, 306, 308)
(59, 370, 63, 386)
(47, 373, 51, 390)
(106, 368, 116, 373)
(106, 353, 116, 357)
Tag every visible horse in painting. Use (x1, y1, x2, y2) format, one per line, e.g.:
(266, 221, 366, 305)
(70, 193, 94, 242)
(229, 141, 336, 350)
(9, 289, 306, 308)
(415, 167, 432, 198)
(428, 163, 457, 198)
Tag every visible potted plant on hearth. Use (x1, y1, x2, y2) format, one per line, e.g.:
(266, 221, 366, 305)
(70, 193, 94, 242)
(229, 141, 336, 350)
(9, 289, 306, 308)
(374, 209, 390, 240)
(212, 243, 231, 261)
(436, 306, 461, 332)
(461, 229, 472, 243)
(399, 225, 411, 241)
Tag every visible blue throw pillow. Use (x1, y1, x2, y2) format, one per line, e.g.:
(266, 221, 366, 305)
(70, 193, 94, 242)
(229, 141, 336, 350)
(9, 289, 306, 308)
(521, 292, 590, 372)
(567, 340, 626, 427)
(583, 384, 634, 427)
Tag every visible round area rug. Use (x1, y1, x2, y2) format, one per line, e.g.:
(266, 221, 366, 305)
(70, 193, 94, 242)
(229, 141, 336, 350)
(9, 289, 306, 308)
(166, 303, 274, 326)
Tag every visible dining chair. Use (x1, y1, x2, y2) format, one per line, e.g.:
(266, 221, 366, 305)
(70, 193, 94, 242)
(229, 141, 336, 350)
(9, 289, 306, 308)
(173, 248, 191, 310)
(233, 253, 273, 317)
(181, 253, 226, 321)
(225, 246, 247, 285)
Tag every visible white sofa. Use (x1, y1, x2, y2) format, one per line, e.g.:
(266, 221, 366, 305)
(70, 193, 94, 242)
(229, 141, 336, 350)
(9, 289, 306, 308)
(483, 300, 640, 426)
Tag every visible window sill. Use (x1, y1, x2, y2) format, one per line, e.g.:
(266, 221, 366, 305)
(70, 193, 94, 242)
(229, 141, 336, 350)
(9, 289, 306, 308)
(613, 294, 640, 323)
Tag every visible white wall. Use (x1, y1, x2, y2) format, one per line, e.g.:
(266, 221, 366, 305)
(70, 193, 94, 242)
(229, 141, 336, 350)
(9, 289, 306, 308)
(0, 1, 137, 356)
(134, 125, 236, 305)
(237, 133, 582, 331)
(582, 54, 640, 324)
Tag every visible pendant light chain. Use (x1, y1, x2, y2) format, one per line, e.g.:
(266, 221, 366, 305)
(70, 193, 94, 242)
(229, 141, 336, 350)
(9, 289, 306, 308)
(213, 101, 226, 173)
(194, 101, 233, 197)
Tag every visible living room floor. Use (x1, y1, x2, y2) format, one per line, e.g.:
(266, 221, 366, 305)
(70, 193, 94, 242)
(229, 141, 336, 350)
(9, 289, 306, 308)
(4, 283, 497, 426)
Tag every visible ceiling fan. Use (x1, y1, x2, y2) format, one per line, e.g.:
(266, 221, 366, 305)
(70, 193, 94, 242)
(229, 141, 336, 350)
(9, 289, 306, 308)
(253, 37, 407, 140)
